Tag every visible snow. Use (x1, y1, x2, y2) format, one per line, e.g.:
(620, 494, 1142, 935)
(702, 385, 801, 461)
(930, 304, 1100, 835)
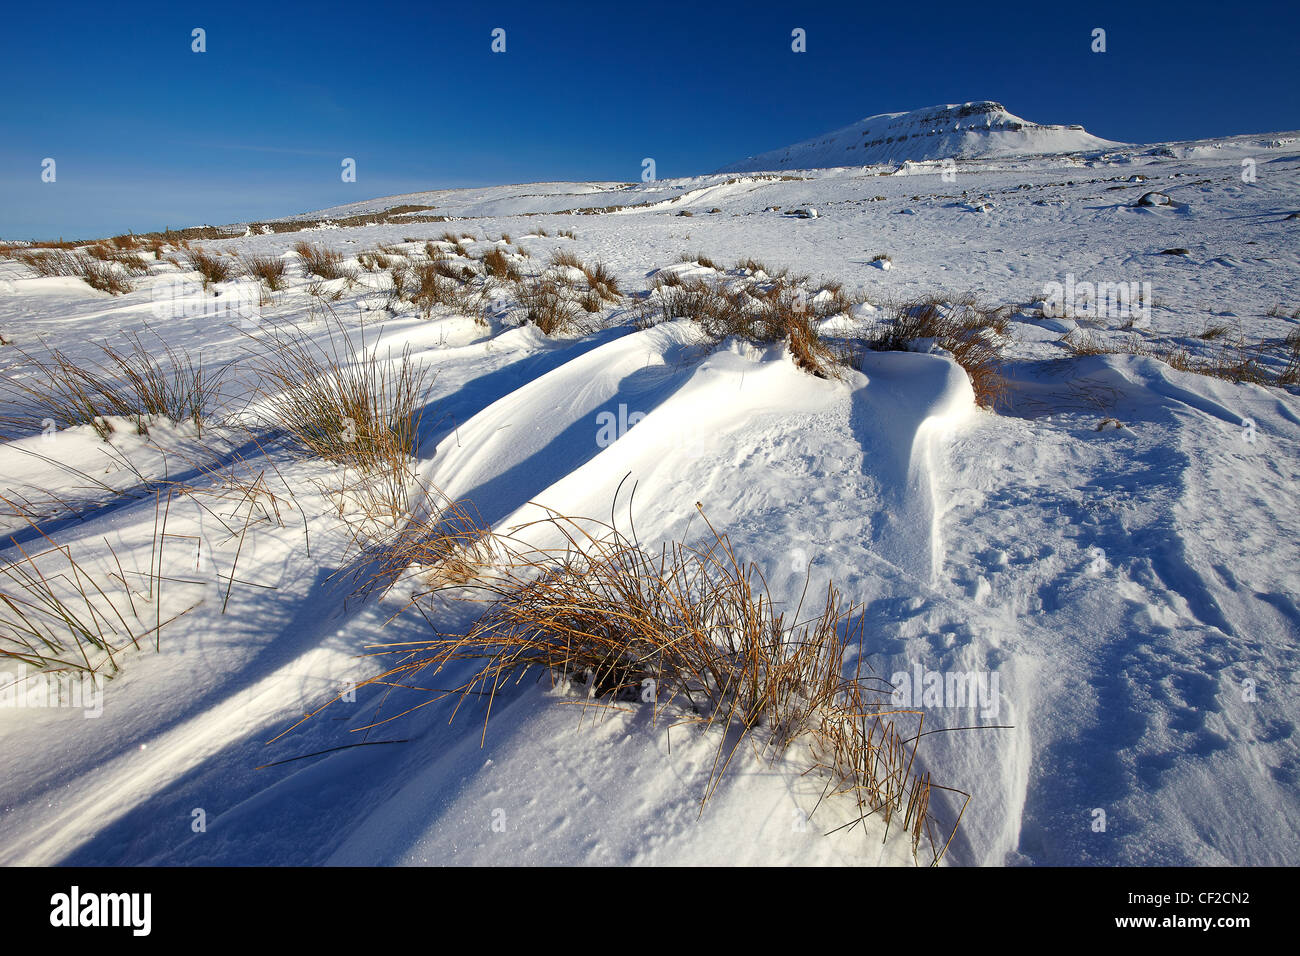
(2, 122, 1299, 866)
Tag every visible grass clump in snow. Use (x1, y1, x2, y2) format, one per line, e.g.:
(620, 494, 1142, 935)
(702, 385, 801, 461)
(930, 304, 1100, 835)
(294, 241, 354, 282)
(243, 313, 436, 526)
(0, 533, 178, 677)
(406, 261, 461, 315)
(240, 254, 288, 291)
(635, 269, 848, 378)
(548, 249, 583, 270)
(186, 248, 235, 288)
(80, 259, 134, 295)
(0, 466, 293, 676)
(380, 245, 515, 324)
(734, 257, 784, 277)
(582, 262, 621, 302)
(349, 498, 966, 864)
(1279, 329, 1300, 387)
(15, 249, 133, 295)
(480, 247, 520, 281)
(245, 314, 433, 475)
(680, 252, 720, 271)
(114, 252, 151, 276)
(1061, 329, 1287, 387)
(517, 277, 581, 334)
(356, 250, 391, 273)
(388, 260, 490, 320)
(864, 295, 1010, 408)
(0, 333, 226, 440)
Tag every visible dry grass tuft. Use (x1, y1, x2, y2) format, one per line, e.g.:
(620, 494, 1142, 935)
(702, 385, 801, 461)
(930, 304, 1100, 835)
(0, 530, 181, 676)
(306, 279, 345, 302)
(481, 247, 520, 281)
(682, 252, 720, 271)
(294, 241, 353, 281)
(1279, 330, 1300, 387)
(115, 253, 151, 276)
(80, 260, 134, 295)
(357, 251, 391, 273)
(0, 334, 225, 439)
(388, 261, 482, 318)
(343, 492, 492, 601)
(15, 250, 133, 294)
(244, 315, 434, 478)
(187, 248, 235, 287)
(436, 259, 470, 282)
(548, 249, 584, 270)
(636, 273, 843, 378)
(735, 257, 781, 277)
(518, 278, 580, 334)
(343, 501, 966, 863)
(582, 262, 621, 301)
(1060, 330, 1108, 356)
(1063, 329, 1287, 387)
(241, 254, 288, 291)
(865, 296, 1010, 407)
(784, 308, 842, 377)
(242, 315, 440, 538)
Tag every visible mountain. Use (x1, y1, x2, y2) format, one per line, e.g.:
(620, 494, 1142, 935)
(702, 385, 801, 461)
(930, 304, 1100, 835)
(718, 101, 1123, 172)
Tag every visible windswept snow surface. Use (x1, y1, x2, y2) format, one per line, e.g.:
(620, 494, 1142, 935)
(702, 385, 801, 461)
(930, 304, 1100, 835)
(2, 134, 1299, 866)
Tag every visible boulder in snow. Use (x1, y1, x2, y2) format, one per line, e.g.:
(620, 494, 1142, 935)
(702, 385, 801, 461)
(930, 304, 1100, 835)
(1137, 191, 1174, 207)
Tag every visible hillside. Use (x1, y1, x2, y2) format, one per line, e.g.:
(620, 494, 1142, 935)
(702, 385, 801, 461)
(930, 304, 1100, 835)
(719, 101, 1122, 173)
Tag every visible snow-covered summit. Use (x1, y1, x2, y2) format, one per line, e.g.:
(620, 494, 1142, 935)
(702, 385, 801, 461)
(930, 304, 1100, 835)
(718, 101, 1122, 172)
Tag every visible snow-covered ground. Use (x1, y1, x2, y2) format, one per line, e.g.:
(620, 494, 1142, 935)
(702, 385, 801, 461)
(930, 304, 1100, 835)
(2, 132, 1298, 866)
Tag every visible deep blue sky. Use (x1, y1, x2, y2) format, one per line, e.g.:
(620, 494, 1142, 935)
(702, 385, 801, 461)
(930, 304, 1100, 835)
(2, 0, 1297, 239)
